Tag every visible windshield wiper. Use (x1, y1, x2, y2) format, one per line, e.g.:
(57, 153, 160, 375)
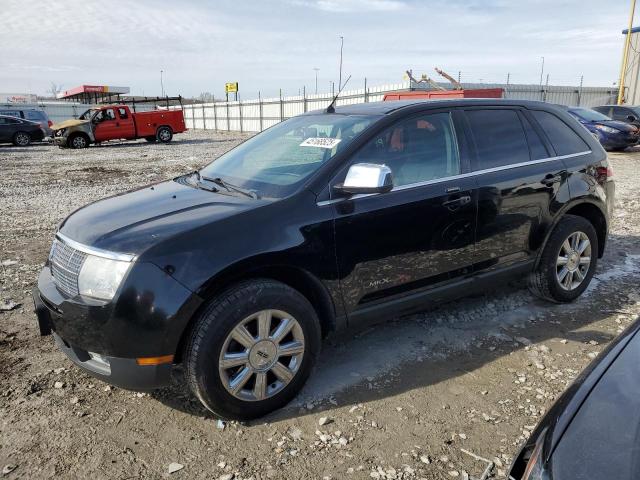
(187, 171, 219, 193)
(202, 176, 259, 199)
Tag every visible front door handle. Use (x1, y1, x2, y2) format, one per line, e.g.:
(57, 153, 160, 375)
(442, 195, 471, 209)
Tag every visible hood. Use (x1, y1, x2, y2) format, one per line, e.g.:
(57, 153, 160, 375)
(58, 179, 266, 255)
(50, 118, 89, 130)
(593, 120, 636, 132)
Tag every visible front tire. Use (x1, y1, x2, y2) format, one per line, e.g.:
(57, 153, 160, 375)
(156, 126, 173, 143)
(529, 215, 598, 303)
(185, 279, 321, 420)
(13, 131, 31, 146)
(68, 133, 89, 149)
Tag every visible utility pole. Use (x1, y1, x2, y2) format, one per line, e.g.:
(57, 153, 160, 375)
(313, 68, 320, 94)
(539, 57, 545, 86)
(160, 70, 164, 97)
(618, 0, 637, 104)
(338, 36, 344, 90)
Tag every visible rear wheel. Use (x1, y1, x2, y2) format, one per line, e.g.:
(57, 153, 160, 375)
(13, 131, 31, 146)
(68, 133, 89, 149)
(529, 215, 598, 303)
(156, 126, 173, 143)
(185, 279, 321, 420)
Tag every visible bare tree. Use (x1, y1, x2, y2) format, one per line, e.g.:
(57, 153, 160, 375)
(198, 92, 215, 103)
(48, 82, 63, 98)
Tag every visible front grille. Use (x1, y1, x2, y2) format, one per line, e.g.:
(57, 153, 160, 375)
(50, 237, 87, 297)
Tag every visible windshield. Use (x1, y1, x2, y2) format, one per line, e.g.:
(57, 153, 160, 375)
(569, 108, 611, 122)
(199, 113, 379, 198)
(78, 108, 98, 120)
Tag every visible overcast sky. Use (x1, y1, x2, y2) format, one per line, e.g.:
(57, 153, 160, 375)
(2, 0, 631, 99)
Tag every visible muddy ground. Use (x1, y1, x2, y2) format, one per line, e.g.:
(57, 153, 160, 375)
(1, 130, 639, 480)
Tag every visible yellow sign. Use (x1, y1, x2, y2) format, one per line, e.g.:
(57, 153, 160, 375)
(225, 82, 238, 93)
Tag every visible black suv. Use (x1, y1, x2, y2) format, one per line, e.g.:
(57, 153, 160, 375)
(34, 99, 615, 419)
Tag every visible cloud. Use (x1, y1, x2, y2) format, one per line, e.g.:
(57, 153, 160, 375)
(295, 0, 407, 12)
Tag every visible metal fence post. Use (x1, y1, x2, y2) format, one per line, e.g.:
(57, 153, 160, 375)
(279, 89, 284, 122)
(303, 86, 307, 113)
(226, 100, 230, 132)
(577, 75, 584, 106)
(202, 104, 206, 130)
(239, 95, 243, 133)
(213, 97, 218, 131)
(259, 91, 263, 132)
(191, 105, 195, 129)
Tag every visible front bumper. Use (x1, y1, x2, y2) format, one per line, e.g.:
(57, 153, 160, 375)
(52, 136, 68, 147)
(33, 260, 203, 390)
(33, 287, 172, 390)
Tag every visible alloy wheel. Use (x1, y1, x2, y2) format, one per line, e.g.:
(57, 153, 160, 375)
(218, 309, 305, 401)
(15, 133, 30, 146)
(556, 231, 591, 291)
(158, 128, 171, 141)
(72, 136, 87, 148)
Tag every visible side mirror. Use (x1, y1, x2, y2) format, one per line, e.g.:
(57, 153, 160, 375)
(627, 115, 637, 122)
(334, 163, 394, 195)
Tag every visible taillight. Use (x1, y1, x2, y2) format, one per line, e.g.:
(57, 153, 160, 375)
(596, 165, 614, 181)
(48, 120, 53, 127)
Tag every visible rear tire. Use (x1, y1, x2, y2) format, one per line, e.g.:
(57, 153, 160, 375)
(529, 215, 598, 303)
(185, 279, 321, 420)
(13, 131, 31, 146)
(156, 126, 173, 143)
(68, 133, 89, 149)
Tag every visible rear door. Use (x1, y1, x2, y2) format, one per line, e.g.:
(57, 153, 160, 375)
(116, 107, 136, 138)
(331, 110, 478, 317)
(463, 107, 570, 271)
(0, 117, 14, 142)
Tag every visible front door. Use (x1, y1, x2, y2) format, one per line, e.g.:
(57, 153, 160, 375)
(116, 107, 136, 139)
(93, 108, 120, 142)
(332, 111, 477, 317)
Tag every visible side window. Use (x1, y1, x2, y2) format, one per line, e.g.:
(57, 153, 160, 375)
(519, 113, 550, 160)
(118, 108, 128, 119)
(466, 109, 529, 170)
(104, 109, 116, 121)
(530, 110, 590, 156)
(24, 111, 44, 121)
(348, 112, 460, 187)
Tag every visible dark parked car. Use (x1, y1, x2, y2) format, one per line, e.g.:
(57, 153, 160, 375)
(593, 104, 640, 128)
(33, 99, 615, 419)
(0, 108, 53, 136)
(0, 114, 45, 146)
(509, 317, 640, 480)
(563, 106, 639, 151)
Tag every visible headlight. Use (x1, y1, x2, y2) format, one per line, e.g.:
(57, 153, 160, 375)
(78, 255, 131, 301)
(519, 431, 550, 480)
(594, 124, 619, 134)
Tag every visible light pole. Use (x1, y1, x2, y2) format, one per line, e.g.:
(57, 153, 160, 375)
(539, 57, 545, 86)
(618, 0, 637, 104)
(338, 36, 344, 90)
(160, 69, 164, 97)
(313, 68, 320, 94)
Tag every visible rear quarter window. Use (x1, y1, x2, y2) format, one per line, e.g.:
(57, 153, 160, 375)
(24, 111, 45, 120)
(530, 110, 590, 156)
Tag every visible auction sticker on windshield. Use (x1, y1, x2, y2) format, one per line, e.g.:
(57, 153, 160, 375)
(299, 137, 342, 149)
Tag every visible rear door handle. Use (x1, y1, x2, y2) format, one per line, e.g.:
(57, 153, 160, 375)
(442, 195, 471, 209)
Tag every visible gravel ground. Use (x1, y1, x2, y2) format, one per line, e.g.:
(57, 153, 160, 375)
(1, 130, 639, 480)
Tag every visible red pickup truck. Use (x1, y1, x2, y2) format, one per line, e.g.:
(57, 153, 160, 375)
(51, 105, 187, 148)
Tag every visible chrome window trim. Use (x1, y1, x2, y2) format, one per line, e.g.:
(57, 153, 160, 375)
(317, 150, 591, 207)
(55, 232, 137, 262)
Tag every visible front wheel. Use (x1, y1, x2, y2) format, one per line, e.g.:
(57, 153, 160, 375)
(185, 280, 321, 420)
(156, 126, 173, 143)
(68, 134, 89, 149)
(529, 215, 598, 303)
(13, 131, 31, 146)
